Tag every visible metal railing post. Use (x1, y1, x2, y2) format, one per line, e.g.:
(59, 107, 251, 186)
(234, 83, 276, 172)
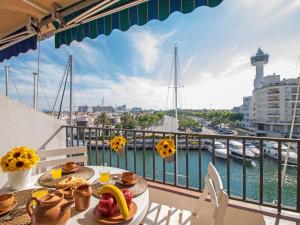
(174, 134, 177, 185)
(278, 140, 282, 213)
(109, 130, 112, 166)
(259, 140, 264, 204)
(143, 131, 146, 178)
(226, 139, 230, 197)
(242, 138, 246, 201)
(297, 141, 300, 212)
(102, 129, 105, 165)
(212, 138, 215, 165)
(152, 132, 156, 181)
(95, 128, 98, 165)
(88, 128, 91, 165)
(134, 132, 137, 174)
(163, 133, 166, 184)
(199, 138, 202, 191)
(185, 134, 189, 188)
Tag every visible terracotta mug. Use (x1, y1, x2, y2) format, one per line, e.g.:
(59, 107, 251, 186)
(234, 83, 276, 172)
(0, 193, 14, 211)
(121, 172, 136, 184)
(65, 162, 77, 170)
(73, 184, 92, 211)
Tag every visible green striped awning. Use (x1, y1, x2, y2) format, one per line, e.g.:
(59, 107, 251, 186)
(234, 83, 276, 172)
(55, 0, 223, 48)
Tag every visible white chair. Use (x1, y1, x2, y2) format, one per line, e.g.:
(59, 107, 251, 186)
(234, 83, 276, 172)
(142, 162, 229, 225)
(36, 146, 88, 174)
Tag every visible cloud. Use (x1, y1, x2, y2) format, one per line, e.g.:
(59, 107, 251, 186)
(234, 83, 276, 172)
(129, 29, 177, 73)
(69, 72, 167, 109)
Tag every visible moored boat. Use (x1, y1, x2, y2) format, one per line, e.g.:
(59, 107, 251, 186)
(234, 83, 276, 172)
(229, 141, 256, 164)
(264, 141, 297, 165)
(207, 142, 228, 159)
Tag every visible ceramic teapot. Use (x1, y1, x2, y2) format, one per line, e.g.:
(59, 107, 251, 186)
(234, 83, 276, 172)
(27, 191, 74, 225)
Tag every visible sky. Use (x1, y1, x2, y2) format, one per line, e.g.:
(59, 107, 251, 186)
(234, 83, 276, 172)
(1, 0, 300, 111)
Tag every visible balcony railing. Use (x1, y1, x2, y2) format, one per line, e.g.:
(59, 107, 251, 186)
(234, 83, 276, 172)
(62, 125, 300, 214)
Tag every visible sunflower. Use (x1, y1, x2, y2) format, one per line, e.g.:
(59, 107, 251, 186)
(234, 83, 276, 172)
(11, 148, 23, 159)
(110, 136, 126, 153)
(1, 156, 10, 172)
(13, 158, 27, 171)
(26, 148, 39, 164)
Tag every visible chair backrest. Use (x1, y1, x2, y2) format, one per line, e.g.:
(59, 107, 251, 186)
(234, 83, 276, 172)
(36, 146, 88, 174)
(193, 162, 229, 225)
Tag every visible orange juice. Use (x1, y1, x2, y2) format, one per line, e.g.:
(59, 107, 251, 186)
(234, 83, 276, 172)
(99, 169, 110, 183)
(32, 189, 48, 205)
(51, 167, 62, 180)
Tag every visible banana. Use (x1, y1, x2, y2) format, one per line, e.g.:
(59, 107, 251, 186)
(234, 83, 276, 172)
(98, 184, 129, 219)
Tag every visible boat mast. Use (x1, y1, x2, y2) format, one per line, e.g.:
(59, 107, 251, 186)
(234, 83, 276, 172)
(33, 72, 39, 110)
(174, 45, 179, 184)
(69, 54, 73, 126)
(4, 66, 9, 96)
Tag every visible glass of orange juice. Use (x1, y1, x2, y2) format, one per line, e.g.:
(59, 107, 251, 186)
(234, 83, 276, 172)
(51, 167, 62, 180)
(99, 169, 110, 184)
(32, 188, 49, 205)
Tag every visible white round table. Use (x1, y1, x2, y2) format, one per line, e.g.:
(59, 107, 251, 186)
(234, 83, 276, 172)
(1, 166, 149, 225)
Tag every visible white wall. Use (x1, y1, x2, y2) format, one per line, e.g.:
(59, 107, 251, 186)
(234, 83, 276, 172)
(0, 95, 66, 183)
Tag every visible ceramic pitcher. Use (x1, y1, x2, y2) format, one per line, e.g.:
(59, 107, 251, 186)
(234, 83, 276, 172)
(27, 191, 74, 225)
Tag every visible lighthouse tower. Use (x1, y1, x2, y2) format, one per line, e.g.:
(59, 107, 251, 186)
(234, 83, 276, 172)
(251, 48, 269, 89)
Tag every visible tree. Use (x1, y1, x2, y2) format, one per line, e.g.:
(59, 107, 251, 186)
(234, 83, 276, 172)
(136, 112, 165, 129)
(94, 112, 112, 127)
(120, 113, 137, 129)
(178, 116, 200, 131)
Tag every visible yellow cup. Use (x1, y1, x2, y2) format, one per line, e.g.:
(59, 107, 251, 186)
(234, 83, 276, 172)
(51, 167, 62, 180)
(99, 169, 110, 184)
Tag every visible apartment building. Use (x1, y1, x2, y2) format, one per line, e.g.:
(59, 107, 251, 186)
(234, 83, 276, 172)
(234, 48, 300, 137)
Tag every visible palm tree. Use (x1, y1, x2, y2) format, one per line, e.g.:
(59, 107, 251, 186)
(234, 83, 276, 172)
(94, 112, 112, 127)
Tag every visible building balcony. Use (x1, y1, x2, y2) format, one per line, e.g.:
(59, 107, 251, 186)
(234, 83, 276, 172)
(268, 99, 280, 102)
(267, 92, 280, 95)
(267, 107, 280, 111)
(267, 114, 280, 117)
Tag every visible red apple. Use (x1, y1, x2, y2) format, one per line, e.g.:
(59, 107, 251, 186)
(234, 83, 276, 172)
(122, 189, 133, 207)
(98, 197, 117, 217)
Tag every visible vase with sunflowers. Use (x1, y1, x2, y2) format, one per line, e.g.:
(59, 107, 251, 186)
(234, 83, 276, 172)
(1, 146, 39, 190)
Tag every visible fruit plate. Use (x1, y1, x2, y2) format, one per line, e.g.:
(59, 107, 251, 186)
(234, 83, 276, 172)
(93, 202, 137, 224)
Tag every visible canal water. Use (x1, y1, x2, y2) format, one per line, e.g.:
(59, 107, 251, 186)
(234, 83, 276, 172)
(88, 148, 297, 208)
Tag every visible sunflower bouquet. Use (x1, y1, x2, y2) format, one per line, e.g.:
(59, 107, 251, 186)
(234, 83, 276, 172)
(110, 136, 126, 154)
(155, 136, 176, 162)
(0, 146, 39, 172)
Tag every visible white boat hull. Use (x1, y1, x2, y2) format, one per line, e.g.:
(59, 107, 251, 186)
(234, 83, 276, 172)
(264, 149, 297, 165)
(208, 147, 228, 159)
